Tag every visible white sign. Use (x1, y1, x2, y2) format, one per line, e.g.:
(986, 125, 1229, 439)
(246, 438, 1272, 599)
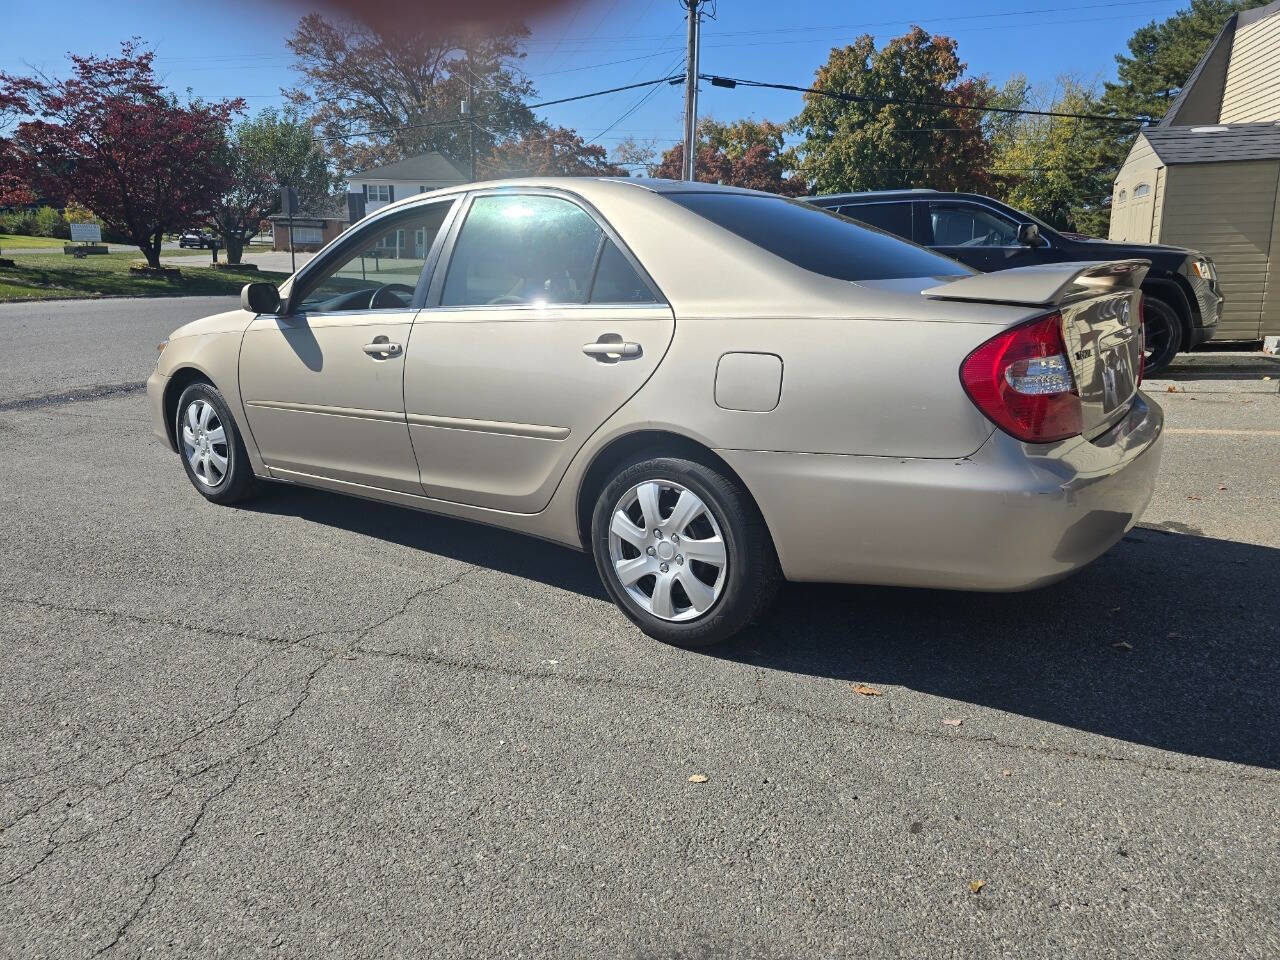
(69, 222, 102, 244)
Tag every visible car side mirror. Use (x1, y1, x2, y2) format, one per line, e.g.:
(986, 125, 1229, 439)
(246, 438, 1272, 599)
(1017, 223, 1043, 247)
(241, 282, 281, 315)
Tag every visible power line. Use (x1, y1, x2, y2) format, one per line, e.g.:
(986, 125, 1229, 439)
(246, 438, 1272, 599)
(312, 74, 686, 143)
(699, 74, 1149, 125)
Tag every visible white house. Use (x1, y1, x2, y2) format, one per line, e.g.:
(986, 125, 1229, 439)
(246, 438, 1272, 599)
(348, 152, 470, 214)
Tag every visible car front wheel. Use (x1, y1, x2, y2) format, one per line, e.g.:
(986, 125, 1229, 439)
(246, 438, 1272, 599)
(175, 382, 259, 505)
(590, 456, 780, 648)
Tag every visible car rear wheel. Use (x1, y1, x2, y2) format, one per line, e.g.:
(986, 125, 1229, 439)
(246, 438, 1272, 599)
(590, 456, 780, 647)
(1142, 295, 1182, 377)
(175, 382, 259, 505)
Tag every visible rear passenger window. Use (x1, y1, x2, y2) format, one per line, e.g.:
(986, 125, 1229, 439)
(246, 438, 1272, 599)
(838, 202, 912, 240)
(590, 241, 656, 304)
(441, 194, 603, 307)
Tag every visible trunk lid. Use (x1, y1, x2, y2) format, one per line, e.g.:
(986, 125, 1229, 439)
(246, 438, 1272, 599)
(924, 260, 1148, 439)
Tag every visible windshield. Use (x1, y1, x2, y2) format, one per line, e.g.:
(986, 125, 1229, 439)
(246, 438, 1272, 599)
(664, 192, 969, 282)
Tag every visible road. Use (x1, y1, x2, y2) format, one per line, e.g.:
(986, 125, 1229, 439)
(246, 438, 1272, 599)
(1, 297, 1278, 959)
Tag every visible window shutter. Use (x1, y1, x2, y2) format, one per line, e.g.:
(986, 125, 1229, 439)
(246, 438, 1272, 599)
(388, 185, 395, 202)
(362, 184, 368, 198)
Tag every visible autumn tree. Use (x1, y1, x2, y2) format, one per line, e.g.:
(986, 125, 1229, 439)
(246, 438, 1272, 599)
(789, 28, 1009, 194)
(0, 80, 33, 209)
(611, 136, 659, 177)
(991, 79, 1119, 236)
(287, 12, 535, 176)
(206, 107, 335, 265)
(479, 124, 626, 177)
(654, 118, 805, 194)
(9, 43, 239, 268)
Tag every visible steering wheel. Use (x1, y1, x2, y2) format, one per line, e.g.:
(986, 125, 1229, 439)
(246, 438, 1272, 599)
(368, 283, 416, 310)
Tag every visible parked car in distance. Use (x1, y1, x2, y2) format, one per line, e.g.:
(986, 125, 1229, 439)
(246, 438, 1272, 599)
(808, 190, 1222, 375)
(178, 231, 214, 249)
(149, 179, 1163, 647)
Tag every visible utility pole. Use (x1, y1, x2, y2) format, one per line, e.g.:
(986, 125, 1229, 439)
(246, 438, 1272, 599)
(463, 46, 476, 182)
(681, 0, 702, 181)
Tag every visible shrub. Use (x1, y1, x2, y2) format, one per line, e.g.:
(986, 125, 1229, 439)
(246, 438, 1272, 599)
(33, 206, 69, 238)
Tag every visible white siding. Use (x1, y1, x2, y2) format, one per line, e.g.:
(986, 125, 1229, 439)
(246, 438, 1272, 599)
(355, 179, 457, 214)
(1220, 13, 1280, 123)
(1157, 160, 1280, 340)
(1109, 135, 1164, 242)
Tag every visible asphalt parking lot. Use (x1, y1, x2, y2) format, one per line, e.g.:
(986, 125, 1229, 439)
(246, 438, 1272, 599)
(1, 296, 1278, 959)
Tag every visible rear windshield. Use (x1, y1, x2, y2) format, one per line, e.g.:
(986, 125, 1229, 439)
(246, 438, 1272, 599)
(664, 192, 968, 282)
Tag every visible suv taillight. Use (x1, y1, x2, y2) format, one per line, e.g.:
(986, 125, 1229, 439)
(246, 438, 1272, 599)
(960, 312, 1082, 443)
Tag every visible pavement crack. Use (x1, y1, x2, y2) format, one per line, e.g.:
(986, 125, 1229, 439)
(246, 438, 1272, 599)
(0, 381, 145, 413)
(90, 651, 335, 956)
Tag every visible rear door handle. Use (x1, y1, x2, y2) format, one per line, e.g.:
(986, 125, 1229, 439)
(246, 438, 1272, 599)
(583, 337, 642, 361)
(363, 337, 402, 358)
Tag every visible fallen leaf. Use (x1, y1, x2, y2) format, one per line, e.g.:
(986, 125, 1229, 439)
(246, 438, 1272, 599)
(942, 718, 964, 727)
(852, 683, 883, 697)
(1186, 495, 1201, 501)
(970, 880, 986, 894)
(1001, 769, 1011, 777)
(688, 774, 708, 784)
(1218, 485, 1228, 491)
(1263, 376, 1273, 381)
(1166, 385, 1177, 392)
(1112, 641, 1133, 651)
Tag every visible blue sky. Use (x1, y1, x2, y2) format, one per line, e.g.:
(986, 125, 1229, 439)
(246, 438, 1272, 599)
(1, 0, 1192, 157)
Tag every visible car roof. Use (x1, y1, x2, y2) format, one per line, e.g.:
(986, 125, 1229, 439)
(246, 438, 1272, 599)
(809, 189, 948, 203)
(373, 175, 772, 217)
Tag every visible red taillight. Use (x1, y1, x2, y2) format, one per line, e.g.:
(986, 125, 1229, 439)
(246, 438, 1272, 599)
(960, 312, 1083, 443)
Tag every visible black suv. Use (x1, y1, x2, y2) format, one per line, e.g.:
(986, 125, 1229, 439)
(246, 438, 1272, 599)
(808, 190, 1223, 374)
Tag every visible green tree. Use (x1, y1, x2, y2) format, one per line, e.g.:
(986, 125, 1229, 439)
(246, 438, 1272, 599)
(206, 107, 335, 265)
(788, 28, 1005, 193)
(1101, 0, 1270, 121)
(992, 79, 1119, 236)
(479, 124, 627, 178)
(287, 12, 535, 177)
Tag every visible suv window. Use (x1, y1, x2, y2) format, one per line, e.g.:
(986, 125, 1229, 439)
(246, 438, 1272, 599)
(295, 203, 452, 313)
(837, 202, 913, 240)
(666, 192, 963, 282)
(442, 194, 603, 307)
(928, 203, 1019, 247)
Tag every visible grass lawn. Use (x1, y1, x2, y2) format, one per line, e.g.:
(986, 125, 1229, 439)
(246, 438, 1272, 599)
(0, 251, 288, 303)
(0, 233, 66, 250)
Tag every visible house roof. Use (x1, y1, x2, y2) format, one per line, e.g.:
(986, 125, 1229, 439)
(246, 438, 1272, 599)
(351, 152, 468, 183)
(1160, 0, 1280, 127)
(1143, 123, 1280, 163)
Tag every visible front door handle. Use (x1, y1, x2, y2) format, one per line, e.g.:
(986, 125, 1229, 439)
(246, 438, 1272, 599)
(583, 336, 642, 361)
(363, 337, 402, 358)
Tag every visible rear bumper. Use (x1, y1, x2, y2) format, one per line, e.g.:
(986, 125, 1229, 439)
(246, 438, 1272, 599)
(720, 393, 1164, 591)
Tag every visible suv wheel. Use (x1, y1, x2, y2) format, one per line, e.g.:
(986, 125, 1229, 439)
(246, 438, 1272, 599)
(1142, 295, 1183, 377)
(590, 456, 780, 648)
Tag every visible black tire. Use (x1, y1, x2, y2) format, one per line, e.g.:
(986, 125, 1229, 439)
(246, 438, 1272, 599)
(1142, 295, 1183, 377)
(590, 455, 780, 648)
(174, 382, 259, 505)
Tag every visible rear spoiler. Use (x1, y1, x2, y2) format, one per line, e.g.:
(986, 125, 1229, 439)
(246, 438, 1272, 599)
(922, 259, 1150, 307)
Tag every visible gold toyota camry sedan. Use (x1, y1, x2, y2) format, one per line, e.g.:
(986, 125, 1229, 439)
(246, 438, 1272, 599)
(149, 178, 1163, 647)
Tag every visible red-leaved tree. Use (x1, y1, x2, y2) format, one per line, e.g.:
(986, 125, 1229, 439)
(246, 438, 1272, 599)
(9, 43, 242, 268)
(0, 80, 33, 208)
(654, 118, 806, 195)
(480, 124, 627, 178)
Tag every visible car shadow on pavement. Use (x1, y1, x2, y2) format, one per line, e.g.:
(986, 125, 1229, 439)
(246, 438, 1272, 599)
(722, 527, 1280, 771)
(247, 488, 1278, 770)
(1155, 353, 1279, 382)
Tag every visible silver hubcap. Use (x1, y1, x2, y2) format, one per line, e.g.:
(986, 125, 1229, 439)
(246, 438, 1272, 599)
(607, 479, 727, 622)
(181, 399, 228, 488)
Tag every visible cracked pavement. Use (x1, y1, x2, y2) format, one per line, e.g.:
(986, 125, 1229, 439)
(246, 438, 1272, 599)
(1, 297, 1278, 958)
